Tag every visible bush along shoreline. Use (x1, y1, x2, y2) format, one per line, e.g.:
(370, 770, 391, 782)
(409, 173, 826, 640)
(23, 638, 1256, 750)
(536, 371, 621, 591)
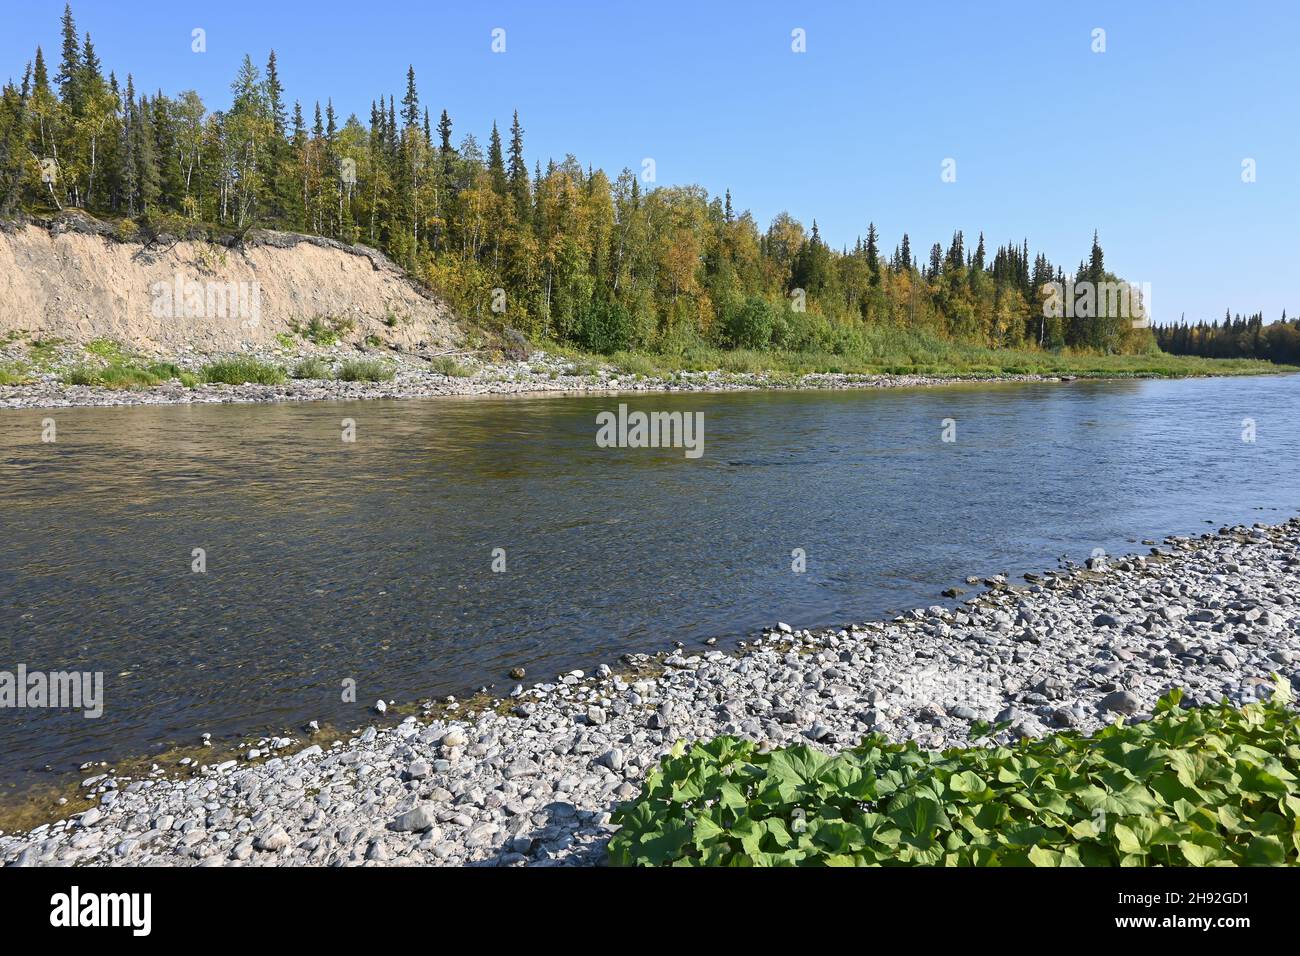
(2, 518, 1298, 866)
(0, 340, 1291, 411)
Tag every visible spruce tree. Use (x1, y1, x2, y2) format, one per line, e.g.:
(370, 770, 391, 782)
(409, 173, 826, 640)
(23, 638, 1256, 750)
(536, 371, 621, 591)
(401, 66, 418, 129)
(265, 50, 286, 135)
(133, 94, 160, 214)
(120, 74, 137, 214)
(507, 110, 529, 221)
(165, 95, 184, 195)
(487, 121, 506, 196)
(80, 33, 101, 89)
(55, 4, 81, 111)
(0, 81, 29, 214)
(34, 46, 49, 92)
(437, 110, 453, 157)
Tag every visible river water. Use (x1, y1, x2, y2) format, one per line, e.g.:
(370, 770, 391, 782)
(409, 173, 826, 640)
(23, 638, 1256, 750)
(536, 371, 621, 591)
(1, 375, 1297, 790)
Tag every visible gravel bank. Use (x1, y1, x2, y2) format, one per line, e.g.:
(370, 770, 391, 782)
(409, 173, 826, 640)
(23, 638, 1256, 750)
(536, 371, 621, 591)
(3, 519, 1297, 867)
(0, 347, 1069, 410)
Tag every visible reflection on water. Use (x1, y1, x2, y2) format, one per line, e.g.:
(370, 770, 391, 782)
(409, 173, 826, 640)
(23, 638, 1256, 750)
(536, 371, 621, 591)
(1, 376, 1297, 788)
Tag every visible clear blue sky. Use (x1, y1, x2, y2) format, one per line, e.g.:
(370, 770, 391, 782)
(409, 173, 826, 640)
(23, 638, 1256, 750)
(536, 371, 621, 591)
(4, 0, 1297, 326)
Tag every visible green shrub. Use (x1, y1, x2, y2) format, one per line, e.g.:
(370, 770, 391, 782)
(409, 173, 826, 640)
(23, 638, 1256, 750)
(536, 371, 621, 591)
(771, 308, 840, 353)
(64, 363, 164, 388)
(0, 362, 33, 385)
(429, 356, 470, 377)
(719, 349, 766, 374)
(85, 337, 128, 362)
(612, 352, 658, 377)
(305, 319, 339, 346)
(28, 338, 64, 369)
(337, 358, 395, 382)
(292, 316, 355, 347)
(200, 358, 287, 385)
(289, 316, 356, 345)
(62, 365, 98, 386)
(58, 340, 176, 389)
(576, 300, 635, 354)
(147, 361, 181, 380)
(725, 296, 779, 350)
(100, 364, 165, 388)
(292, 357, 333, 380)
(609, 682, 1300, 867)
(178, 371, 200, 389)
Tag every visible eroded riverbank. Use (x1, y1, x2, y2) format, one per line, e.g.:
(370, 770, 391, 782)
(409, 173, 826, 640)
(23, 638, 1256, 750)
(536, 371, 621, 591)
(3, 518, 1296, 866)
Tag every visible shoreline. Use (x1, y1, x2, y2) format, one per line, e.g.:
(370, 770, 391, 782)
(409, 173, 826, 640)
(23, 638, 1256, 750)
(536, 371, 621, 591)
(0, 362, 1076, 412)
(2, 517, 1296, 866)
(0, 367, 1277, 414)
(2, 346, 1290, 412)
(2, 330, 1289, 408)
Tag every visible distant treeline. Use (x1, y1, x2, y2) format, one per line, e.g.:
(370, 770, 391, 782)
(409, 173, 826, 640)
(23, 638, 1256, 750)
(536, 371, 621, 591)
(2, 5, 1159, 359)
(1154, 313, 1300, 366)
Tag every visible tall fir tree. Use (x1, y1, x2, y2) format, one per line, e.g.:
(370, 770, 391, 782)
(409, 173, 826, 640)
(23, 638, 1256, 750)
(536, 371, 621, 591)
(507, 110, 529, 222)
(401, 65, 418, 129)
(487, 121, 506, 196)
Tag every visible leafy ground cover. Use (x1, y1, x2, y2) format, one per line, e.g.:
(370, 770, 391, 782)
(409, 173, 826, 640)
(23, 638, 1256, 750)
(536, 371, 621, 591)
(609, 682, 1300, 866)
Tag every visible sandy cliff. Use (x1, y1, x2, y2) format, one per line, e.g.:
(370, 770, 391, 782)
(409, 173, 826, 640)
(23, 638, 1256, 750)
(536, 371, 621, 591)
(0, 214, 460, 354)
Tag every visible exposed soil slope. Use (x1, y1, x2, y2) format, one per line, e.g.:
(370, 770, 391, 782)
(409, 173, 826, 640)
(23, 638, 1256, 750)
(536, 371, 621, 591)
(0, 213, 460, 353)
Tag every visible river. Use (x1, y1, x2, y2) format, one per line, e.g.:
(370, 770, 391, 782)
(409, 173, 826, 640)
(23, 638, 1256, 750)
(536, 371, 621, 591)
(1, 375, 1296, 791)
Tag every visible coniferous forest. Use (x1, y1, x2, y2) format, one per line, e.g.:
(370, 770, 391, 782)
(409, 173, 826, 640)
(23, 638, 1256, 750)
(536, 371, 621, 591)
(0, 6, 1282, 366)
(1154, 312, 1300, 366)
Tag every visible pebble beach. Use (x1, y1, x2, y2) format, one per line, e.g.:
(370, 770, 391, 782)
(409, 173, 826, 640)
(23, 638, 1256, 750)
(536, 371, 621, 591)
(3, 517, 1296, 867)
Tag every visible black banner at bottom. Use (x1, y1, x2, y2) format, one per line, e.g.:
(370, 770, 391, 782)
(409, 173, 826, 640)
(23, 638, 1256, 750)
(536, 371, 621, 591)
(0, 864, 1284, 942)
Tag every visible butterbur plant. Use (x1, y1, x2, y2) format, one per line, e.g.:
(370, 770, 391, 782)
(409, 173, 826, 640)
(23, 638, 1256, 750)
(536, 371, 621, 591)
(608, 681, 1300, 867)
